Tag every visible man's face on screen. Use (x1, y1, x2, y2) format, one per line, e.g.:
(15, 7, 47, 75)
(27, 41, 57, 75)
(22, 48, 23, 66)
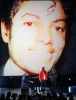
(8, 1, 66, 74)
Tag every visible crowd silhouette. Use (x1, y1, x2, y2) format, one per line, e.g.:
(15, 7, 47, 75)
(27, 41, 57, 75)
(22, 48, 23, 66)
(0, 91, 75, 100)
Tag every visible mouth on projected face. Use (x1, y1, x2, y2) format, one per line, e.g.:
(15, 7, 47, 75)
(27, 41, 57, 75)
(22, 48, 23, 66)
(27, 48, 55, 62)
(28, 47, 55, 53)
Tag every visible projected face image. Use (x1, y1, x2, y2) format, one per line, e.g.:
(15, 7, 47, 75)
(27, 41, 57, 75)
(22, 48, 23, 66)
(2, 1, 66, 75)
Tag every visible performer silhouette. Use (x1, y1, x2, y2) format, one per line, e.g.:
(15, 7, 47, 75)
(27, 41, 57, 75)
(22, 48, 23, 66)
(49, 65, 57, 94)
(39, 67, 48, 92)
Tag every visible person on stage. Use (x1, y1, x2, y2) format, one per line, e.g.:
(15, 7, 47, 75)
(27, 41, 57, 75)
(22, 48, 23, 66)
(39, 67, 48, 92)
(21, 73, 29, 94)
(49, 65, 57, 94)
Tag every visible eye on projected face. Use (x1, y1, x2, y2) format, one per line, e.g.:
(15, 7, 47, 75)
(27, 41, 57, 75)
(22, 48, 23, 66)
(8, 1, 66, 75)
(24, 22, 33, 26)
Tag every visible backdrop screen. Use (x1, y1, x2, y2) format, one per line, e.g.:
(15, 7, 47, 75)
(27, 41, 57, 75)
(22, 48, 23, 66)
(0, 0, 76, 76)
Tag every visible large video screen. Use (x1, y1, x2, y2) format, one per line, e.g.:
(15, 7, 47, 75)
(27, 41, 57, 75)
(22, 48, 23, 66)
(0, 0, 76, 76)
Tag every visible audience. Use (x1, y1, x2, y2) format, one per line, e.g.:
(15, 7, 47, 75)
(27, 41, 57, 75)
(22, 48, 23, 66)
(58, 91, 67, 100)
(5, 92, 11, 100)
(11, 93, 18, 100)
(46, 93, 52, 100)
(32, 93, 39, 100)
(0, 91, 75, 100)
(67, 92, 74, 100)
(0, 93, 5, 100)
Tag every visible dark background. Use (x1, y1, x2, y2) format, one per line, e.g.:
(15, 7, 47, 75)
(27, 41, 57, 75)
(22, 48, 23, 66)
(57, 7, 76, 75)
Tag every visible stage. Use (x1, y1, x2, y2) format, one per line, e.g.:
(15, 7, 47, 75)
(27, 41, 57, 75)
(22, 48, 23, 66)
(0, 75, 76, 98)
